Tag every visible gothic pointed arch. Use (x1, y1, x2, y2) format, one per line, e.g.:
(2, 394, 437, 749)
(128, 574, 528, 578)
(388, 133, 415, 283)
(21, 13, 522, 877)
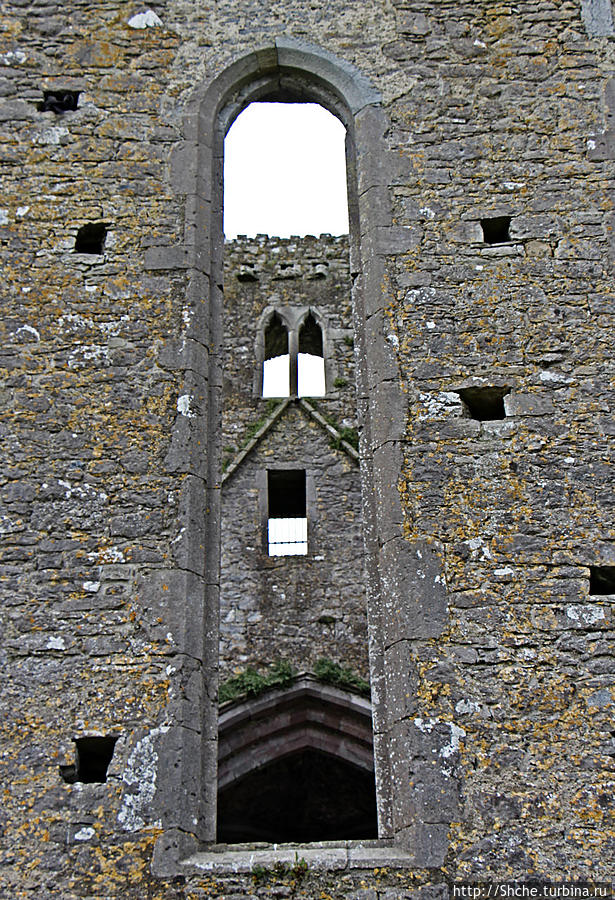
(264, 310, 289, 360)
(297, 309, 325, 396)
(217, 678, 377, 843)
(262, 310, 290, 397)
(298, 309, 323, 357)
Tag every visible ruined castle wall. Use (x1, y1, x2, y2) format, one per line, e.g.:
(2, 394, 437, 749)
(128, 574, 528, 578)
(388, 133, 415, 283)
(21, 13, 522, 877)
(0, 0, 614, 896)
(219, 235, 367, 683)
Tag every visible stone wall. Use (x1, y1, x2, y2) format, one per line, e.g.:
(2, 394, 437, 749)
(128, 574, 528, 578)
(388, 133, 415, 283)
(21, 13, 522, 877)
(1, 0, 614, 896)
(222, 234, 357, 453)
(220, 402, 367, 681)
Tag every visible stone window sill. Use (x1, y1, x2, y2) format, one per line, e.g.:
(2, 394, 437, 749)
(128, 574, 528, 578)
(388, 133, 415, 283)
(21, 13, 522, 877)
(180, 840, 415, 874)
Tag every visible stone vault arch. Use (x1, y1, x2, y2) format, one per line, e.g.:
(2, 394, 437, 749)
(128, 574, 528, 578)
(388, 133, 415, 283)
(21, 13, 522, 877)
(217, 678, 377, 842)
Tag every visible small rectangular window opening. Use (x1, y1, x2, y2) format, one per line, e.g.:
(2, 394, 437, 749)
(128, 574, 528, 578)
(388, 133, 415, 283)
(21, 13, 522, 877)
(267, 469, 307, 556)
(481, 216, 511, 244)
(75, 222, 107, 255)
(458, 386, 510, 421)
(589, 566, 615, 595)
(59, 736, 118, 784)
(38, 90, 80, 113)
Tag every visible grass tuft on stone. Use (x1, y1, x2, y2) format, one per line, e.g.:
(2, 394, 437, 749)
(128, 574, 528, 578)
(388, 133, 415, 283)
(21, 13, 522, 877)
(219, 659, 295, 704)
(313, 657, 370, 697)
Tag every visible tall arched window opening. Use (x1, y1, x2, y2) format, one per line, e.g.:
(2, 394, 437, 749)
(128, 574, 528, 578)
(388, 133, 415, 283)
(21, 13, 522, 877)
(218, 95, 375, 845)
(155, 46, 431, 873)
(298, 311, 325, 397)
(262, 312, 290, 398)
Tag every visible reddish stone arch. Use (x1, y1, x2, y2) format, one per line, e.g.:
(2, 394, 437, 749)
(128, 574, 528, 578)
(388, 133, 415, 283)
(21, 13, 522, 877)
(218, 677, 374, 788)
(217, 678, 377, 842)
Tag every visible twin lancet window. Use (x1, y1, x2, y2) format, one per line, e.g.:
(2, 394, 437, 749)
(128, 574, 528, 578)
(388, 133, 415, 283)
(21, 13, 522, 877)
(262, 310, 325, 398)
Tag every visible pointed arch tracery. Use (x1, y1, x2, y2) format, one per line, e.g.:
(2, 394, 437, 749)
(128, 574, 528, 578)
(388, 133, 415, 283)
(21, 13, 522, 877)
(262, 311, 290, 397)
(297, 309, 325, 396)
(256, 306, 327, 397)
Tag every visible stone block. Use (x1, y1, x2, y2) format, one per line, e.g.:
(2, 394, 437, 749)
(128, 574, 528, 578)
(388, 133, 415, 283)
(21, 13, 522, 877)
(372, 224, 421, 256)
(144, 245, 192, 271)
(384, 640, 419, 726)
(581, 0, 614, 35)
(355, 104, 391, 194)
(154, 725, 203, 831)
(379, 536, 448, 645)
(358, 184, 392, 231)
(169, 141, 198, 194)
(367, 379, 406, 444)
(504, 392, 554, 417)
(152, 827, 199, 877)
(275, 36, 381, 115)
(135, 569, 207, 659)
(371, 442, 405, 543)
(398, 822, 450, 867)
(0, 100, 35, 122)
(173, 474, 207, 575)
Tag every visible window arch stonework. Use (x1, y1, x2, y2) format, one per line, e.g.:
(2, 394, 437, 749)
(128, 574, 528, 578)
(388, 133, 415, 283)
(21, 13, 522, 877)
(255, 305, 329, 397)
(151, 38, 453, 875)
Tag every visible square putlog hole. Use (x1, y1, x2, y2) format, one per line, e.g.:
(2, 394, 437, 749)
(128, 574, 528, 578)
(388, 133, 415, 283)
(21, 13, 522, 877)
(60, 736, 118, 784)
(480, 216, 511, 244)
(75, 223, 107, 254)
(589, 566, 615, 595)
(458, 386, 510, 421)
(38, 90, 80, 113)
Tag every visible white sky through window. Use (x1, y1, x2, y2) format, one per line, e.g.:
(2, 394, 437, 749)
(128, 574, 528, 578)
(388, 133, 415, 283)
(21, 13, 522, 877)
(262, 355, 290, 398)
(224, 103, 349, 239)
(262, 354, 326, 398)
(298, 354, 325, 397)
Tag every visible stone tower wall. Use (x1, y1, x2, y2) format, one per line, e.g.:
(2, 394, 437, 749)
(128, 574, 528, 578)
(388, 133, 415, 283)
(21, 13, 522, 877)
(1, 0, 614, 896)
(222, 234, 357, 452)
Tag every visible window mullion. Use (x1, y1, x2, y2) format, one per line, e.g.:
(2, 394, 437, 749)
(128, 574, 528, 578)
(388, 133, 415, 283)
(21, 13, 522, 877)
(289, 328, 299, 396)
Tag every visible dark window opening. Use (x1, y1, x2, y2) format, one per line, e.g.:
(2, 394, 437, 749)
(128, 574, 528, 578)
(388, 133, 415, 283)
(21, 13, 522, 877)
(268, 469, 307, 556)
(298, 312, 325, 397)
(75, 223, 107, 255)
(481, 216, 511, 244)
(264, 312, 288, 360)
(268, 469, 306, 517)
(38, 90, 80, 114)
(458, 386, 510, 421)
(589, 566, 615, 595)
(299, 312, 323, 357)
(237, 268, 258, 283)
(59, 736, 118, 784)
(263, 312, 290, 398)
(217, 748, 378, 843)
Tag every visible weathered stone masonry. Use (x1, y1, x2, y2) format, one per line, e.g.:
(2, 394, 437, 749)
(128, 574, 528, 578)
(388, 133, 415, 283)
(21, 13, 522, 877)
(1, 0, 615, 897)
(219, 235, 368, 682)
